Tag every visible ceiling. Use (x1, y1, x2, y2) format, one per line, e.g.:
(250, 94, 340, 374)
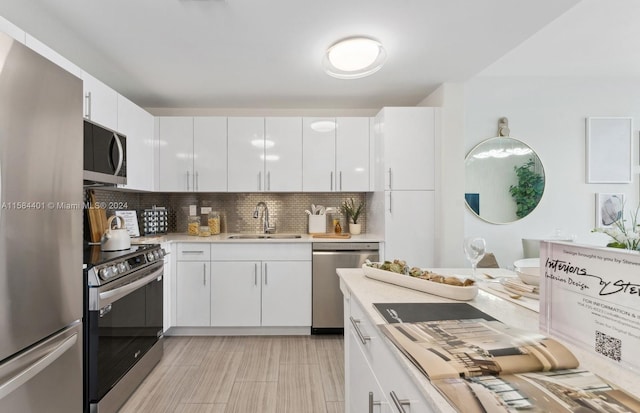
(0, 0, 586, 110)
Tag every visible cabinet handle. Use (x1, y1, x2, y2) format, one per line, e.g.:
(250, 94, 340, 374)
(369, 392, 381, 413)
(339, 171, 343, 191)
(258, 172, 262, 191)
(195, 171, 199, 191)
(181, 250, 204, 254)
(389, 391, 410, 413)
(388, 168, 392, 190)
(186, 170, 190, 191)
(84, 92, 91, 119)
(203, 263, 206, 286)
(264, 263, 268, 285)
(389, 192, 392, 213)
(350, 316, 371, 345)
(330, 171, 334, 191)
(267, 171, 271, 191)
(254, 263, 257, 286)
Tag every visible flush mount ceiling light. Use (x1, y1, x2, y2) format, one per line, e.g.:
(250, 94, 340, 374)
(323, 36, 386, 79)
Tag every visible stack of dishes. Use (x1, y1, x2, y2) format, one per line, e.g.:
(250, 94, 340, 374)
(514, 258, 540, 286)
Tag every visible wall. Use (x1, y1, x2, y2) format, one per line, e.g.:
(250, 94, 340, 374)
(463, 76, 640, 268)
(88, 189, 366, 239)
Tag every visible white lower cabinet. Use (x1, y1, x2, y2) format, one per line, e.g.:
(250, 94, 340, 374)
(173, 243, 311, 329)
(210, 261, 261, 326)
(348, 330, 390, 413)
(261, 261, 311, 326)
(176, 261, 211, 326)
(345, 294, 432, 413)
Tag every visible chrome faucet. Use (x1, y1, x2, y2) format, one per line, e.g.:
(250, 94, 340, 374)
(253, 201, 276, 233)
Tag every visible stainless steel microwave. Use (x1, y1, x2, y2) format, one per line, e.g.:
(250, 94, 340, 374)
(83, 119, 127, 185)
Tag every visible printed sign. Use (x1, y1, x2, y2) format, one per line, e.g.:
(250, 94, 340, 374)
(540, 241, 640, 374)
(115, 210, 140, 237)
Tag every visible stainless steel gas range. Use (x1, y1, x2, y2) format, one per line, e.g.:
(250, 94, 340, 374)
(83, 243, 166, 413)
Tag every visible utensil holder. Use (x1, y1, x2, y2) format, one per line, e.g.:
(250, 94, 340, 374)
(308, 215, 326, 234)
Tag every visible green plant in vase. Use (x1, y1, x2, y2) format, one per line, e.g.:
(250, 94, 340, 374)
(341, 198, 364, 234)
(509, 158, 544, 218)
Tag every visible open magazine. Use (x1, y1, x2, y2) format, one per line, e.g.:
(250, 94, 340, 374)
(376, 303, 640, 412)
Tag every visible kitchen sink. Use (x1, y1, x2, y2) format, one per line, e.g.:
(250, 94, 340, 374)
(227, 234, 302, 239)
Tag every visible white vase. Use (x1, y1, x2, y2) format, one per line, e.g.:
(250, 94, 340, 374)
(349, 223, 361, 235)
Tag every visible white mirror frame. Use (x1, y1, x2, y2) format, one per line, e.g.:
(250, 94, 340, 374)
(586, 117, 632, 184)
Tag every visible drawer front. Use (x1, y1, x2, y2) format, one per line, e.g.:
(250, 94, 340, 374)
(211, 243, 311, 261)
(176, 243, 211, 261)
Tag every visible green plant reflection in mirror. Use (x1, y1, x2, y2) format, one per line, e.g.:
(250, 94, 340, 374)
(464, 137, 545, 224)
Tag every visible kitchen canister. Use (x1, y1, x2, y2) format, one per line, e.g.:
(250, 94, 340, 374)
(308, 215, 326, 234)
(187, 215, 200, 236)
(207, 211, 221, 234)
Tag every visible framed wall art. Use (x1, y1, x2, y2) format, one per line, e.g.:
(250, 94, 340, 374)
(595, 192, 625, 228)
(586, 117, 632, 183)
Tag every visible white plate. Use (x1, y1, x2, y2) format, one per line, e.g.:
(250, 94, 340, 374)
(362, 264, 478, 301)
(516, 271, 540, 286)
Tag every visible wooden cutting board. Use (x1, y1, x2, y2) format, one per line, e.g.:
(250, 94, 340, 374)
(312, 233, 352, 239)
(87, 190, 107, 242)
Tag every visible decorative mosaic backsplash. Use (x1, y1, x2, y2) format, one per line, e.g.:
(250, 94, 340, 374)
(88, 189, 366, 237)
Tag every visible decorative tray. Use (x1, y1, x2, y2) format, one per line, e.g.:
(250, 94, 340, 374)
(362, 264, 478, 301)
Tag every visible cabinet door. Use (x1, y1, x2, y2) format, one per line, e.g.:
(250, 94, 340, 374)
(82, 72, 118, 129)
(265, 117, 302, 192)
(210, 261, 261, 326)
(176, 261, 210, 326)
(382, 107, 435, 190)
(336, 117, 370, 191)
(117, 95, 154, 191)
(158, 117, 194, 191)
(261, 261, 311, 326)
(348, 331, 390, 413)
(228, 117, 265, 192)
(194, 117, 227, 191)
(303, 117, 336, 191)
(385, 190, 435, 268)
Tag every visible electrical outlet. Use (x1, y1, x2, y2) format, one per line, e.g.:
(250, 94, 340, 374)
(201, 207, 212, 214)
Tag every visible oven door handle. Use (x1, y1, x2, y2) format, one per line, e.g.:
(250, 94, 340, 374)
(99, 266, 163, 305)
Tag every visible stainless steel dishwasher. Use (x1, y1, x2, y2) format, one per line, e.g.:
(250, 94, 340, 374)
(312, 242, 379, 334)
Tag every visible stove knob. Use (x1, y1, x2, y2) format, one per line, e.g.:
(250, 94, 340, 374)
(123, 261, 131, 271)
(153, 250, 160, 259)
(158, 249, 165, 258)
(117, 262, 127, 273)
(111, 265, 119, 276)
(147, 252, 155, 262)
(99, 268, 109, 279)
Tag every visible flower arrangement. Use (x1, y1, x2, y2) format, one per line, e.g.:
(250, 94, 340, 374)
(592, 203, 640, 250)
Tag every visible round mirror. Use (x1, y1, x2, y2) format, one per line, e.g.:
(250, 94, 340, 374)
(464, 137, 545, 224)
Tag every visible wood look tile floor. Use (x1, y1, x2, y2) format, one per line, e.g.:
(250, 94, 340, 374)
(119, 335, 345, 413)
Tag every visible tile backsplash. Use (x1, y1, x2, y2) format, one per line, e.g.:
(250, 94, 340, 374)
(89, 189, 366, 237)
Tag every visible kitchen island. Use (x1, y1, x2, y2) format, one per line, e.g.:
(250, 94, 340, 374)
(338, 267, 640, 413)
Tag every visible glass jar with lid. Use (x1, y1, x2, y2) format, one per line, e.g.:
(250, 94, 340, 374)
(187, 215, 200, 236)
(207, 211, 221, 234)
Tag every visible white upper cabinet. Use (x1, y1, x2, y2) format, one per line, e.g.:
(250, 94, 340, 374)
(117, 95, 154, 191)
(264, 117, 302, 192)
(25, 34, 82, 78)
(303, 117, 370, 192)
(303, 117, 336, 192)
(336, 117, 370, 191)
(82, 72, 118, 130)
(228, 117, 302, 192)
(378, 107, 436, 191)
(0, 16, 25, 44)
(158, 117, 194, 191)
(194, 117, 227, 192)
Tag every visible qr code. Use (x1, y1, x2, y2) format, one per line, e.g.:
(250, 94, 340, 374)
(595, 330, 622, 362)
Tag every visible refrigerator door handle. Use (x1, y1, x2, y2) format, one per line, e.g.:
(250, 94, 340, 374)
(0, 331, 78, 401)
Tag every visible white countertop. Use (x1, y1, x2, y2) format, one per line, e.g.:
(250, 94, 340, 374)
(131, 232, 383, 244)
(337, 267, 640, 412)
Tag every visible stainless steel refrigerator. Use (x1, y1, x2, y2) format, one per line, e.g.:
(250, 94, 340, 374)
(0, 32, 83, 412)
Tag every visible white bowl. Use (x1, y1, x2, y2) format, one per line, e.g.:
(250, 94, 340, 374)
(514, 258, 540, 285)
